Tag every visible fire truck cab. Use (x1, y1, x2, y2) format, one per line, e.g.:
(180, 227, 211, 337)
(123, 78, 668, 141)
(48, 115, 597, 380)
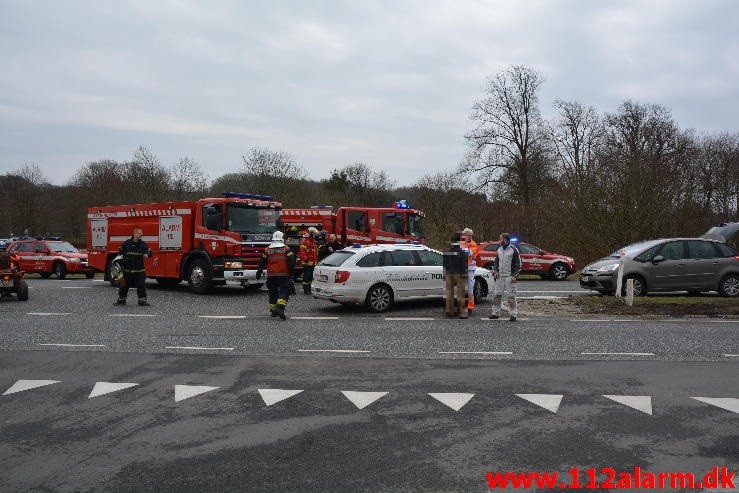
(87, 192, 282, 293)
(280, 200, 425, 248)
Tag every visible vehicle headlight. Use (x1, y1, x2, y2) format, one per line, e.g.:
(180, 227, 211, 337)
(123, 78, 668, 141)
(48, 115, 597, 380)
(596, 262, 620, 273)
(225, 261, 243, 269)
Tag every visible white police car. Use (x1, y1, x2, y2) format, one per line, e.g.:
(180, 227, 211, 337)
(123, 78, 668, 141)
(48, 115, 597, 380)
(311, 243, 494, 312)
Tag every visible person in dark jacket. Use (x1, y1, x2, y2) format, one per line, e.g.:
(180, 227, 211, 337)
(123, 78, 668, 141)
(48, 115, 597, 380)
(318, 233, 343, 261)
(256, 230, 296, 320)
(114, 227, 153, 306)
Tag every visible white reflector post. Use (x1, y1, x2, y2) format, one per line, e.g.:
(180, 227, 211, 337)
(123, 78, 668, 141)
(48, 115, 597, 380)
(625, 278, 634, 306)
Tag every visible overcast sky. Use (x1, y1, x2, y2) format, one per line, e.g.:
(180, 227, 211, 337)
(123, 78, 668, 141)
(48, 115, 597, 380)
(1, 0, 737, 187)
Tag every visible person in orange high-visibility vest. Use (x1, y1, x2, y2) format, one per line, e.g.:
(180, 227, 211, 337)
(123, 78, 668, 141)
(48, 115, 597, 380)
(461, 227, 479, 312)
(299, 227, 319, 294)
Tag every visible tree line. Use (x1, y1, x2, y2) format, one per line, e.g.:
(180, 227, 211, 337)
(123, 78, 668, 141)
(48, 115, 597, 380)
(1, 65, 737, 266)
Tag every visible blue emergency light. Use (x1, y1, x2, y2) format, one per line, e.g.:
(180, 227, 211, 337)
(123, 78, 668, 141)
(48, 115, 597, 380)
(222, 192, 274, 201)
(510, 234, 521, 244)
(394, 200, 411, 209)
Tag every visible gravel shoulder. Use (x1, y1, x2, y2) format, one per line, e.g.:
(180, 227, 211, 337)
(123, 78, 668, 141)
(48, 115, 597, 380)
(517, 296, 739, 318)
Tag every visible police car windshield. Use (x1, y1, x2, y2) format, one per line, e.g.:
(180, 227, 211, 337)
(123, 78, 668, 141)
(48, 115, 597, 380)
(408, 214, 424, 237)
(48, 241, 78, 253)
(227, 205, 278, 234)
(320, 251, 354, 267)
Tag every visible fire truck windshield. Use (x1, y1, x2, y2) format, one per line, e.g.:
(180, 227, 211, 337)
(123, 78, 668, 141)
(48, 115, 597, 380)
(408, 214, 424, 237)
(226, 205, 279, 234)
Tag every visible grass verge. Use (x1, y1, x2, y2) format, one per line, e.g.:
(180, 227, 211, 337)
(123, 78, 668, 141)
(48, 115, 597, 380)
(571, 295, 739, 317)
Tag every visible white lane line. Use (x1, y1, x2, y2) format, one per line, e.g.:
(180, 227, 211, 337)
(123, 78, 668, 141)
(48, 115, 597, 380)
(28, 312, 70, 316)
(298, 349, 370, 353)
(518, 290, 583, 293)
(570, 319, 612, 322)
(385, 317, 435, 321)
(110, 314, 157, 317)
(40, 343, 106, 347)
(197, 315, 246, 319)
(518, 296, 562, 300)
(165, 346, 234, 351)
(291, 316, 340, 320)
(581, 352, 654, 356)
(61, 286, 92, 289)
(723, 354, 739, 357)
(438, 351, 513, 355)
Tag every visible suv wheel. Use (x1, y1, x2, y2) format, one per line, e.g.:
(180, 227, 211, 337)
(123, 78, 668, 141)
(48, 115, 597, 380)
(473, 277, 485, 304)
(53, 262, 67, 280)
(365, 284, 393, 313)
(719, 274, 739, 297)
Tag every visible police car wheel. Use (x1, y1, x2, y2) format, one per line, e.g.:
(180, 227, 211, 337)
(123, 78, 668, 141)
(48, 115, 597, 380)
(473, 278, 484, 304)
(365, 284, 393, 313)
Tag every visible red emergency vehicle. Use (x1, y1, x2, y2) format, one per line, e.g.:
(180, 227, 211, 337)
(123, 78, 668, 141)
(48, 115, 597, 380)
(279, 200, 426, 249)
(87, 192, 282, 293)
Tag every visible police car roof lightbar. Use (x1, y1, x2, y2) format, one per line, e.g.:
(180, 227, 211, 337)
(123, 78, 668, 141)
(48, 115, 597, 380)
(394, 199, 411, 209)
(222, 192, 274, 201)
(509, 234, 521, 244)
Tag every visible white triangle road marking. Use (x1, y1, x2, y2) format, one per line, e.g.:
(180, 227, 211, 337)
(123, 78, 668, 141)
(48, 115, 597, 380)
(3, 379, 60, 395)
(174, 385, 219, 402)
(603, 395, 653, 415)
(516, 394, 563, 413)
(691, 397, 739, 414)
(341, 391, 388, 410)
(89, 382, 139, 398)
(428, 392, 475, 411)
(258, 388, 304, 406)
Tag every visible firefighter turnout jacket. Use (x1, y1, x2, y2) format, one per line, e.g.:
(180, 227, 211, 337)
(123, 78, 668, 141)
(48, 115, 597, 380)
(299, 236, 319, 266)
(119, 238, 152, 272)
(257, 245, 296, 277)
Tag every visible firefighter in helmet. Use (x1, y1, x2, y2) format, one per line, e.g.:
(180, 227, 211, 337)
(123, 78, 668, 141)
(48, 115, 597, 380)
(256, 230, 295, 320)
(299, 226, 319, 294)
(114, 227, 153, 306)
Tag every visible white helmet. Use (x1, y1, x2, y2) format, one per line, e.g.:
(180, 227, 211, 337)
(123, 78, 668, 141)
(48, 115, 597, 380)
(272, 231, 284, 242)
(462, 227, 473, 236)
(307, 226, 318, 235)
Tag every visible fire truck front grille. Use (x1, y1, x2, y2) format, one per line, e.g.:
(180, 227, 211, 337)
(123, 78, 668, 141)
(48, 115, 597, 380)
(241, 245, 266, 269)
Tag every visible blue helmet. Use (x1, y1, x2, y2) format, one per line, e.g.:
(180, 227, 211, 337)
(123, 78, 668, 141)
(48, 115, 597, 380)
(0, 240, 6, 250)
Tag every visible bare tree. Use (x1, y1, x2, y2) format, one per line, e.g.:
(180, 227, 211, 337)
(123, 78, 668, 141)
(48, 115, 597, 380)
(170, 157, 209, 200)
(462, 65, 550, 205)
(695, 133, 739, 222)
(549, 100, 604, 191)
(323, 163, 396, 206)
(241, 148, 308, 204)
(126, 146, 170, 202)
(5, 163, 51, 236)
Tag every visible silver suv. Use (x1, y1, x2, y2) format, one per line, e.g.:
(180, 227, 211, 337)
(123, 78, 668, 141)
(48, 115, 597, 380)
(580, 223, 739, 297)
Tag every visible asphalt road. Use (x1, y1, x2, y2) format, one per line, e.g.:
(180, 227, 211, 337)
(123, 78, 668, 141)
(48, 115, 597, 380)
(1, 276, 737, 492)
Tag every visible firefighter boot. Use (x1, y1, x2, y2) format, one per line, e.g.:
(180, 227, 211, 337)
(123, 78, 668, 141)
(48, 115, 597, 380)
(138, 299, 150, 306)
(275, 302, 287, 320)
(303, 284, 311, 295)
(269, 303, 278, 317)
(113, 299, 126, 306)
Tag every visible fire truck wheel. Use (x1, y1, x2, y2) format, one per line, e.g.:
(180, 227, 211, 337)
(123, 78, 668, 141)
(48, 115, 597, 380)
(40, 273, 51, 279)
(187, 259, 213, 294)
(17, 281, 29, 301)
(85, 271, 95, 279)
(365, 283, 393, 313)
(53, 262, 67, 280)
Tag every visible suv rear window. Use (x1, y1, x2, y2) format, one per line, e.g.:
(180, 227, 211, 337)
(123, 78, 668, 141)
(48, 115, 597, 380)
(320, 251, 354, 267)
(715, 243, 739, 257)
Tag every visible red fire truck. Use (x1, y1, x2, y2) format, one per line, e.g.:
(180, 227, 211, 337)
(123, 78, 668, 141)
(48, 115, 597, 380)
(86, 192, 282, 293)
(279, 200, 426, 250)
